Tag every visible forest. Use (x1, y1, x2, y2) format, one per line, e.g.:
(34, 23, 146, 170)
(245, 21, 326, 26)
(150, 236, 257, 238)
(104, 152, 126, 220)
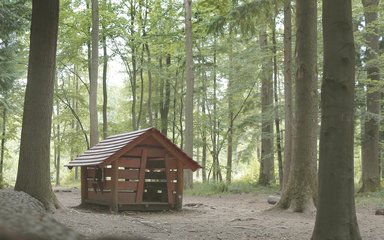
(0, 0, 383, 239)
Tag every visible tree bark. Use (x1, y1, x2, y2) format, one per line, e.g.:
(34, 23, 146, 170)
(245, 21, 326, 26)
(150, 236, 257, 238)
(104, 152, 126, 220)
(14, 0, 60, 210)
(359, 0, 381, 193)
(276, 0, 317, 212)
(89, 0, 99, 147)
(282, 0, 293, 191)
(0, 107, 6, 185)
(184, 0, 194, 188)
(258, 29, 274, 186)
(311, 0, 361, 238)
(102, 26, 108, 139)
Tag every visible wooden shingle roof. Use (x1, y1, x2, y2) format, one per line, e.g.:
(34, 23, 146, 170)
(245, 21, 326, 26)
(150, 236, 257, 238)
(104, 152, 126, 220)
(65, 128, 200, 171)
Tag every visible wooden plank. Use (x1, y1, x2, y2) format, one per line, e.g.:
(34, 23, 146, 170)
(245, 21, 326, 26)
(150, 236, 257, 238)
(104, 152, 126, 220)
(118, 203, 171, 211)
(119, 169, 139, 179)
(88, 179, 112, 191)
(168, 171, 177, 180)
(165, 155, 174, 206)
(87, 168, 96, 177)
(144, 182, 167, 189)
(145, 171, 166, 179)
(87, 191, 111, 203)
(175, 161, 183, 210)
(166, 160, 178, 169)
(136, 149, 147, 203)
(118, 158, 140, 168)
(146, 160, 165, 169)
(111, 160, 119, 211)
(118, 181, 138, 191)
(81, 166, 88, 204)
(118, 192, 136, 204)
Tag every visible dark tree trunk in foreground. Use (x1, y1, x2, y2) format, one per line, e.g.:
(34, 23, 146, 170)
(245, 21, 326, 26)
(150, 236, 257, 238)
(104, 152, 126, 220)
(276, 0, 318, 212)
(311, 0, 361, 239)
(359, 0, 381, 193)
(14, 0, 60, 211)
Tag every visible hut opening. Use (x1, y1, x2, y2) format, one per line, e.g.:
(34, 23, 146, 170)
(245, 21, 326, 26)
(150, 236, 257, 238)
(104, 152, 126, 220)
(65, 128, 200, 211)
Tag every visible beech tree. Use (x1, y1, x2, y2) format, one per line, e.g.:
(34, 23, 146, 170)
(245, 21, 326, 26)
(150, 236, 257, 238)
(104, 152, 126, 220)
(359, 0, 381, 193)
(312, 0, 361, 238)
(14, 0, 60, 210)
(184, 0, 194, 188)
(276, 0, 318, 212)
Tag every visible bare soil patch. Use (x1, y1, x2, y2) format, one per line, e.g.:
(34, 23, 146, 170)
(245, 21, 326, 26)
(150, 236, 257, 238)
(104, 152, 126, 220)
(53, 188, 384, 240)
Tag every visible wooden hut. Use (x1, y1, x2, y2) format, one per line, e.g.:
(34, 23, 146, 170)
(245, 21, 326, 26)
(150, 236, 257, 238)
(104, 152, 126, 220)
(65, 128, 200, 211)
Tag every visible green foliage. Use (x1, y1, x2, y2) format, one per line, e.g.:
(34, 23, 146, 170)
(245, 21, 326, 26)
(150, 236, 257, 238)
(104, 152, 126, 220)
(61, 169, 80, 188)
(185, 180, 278, 196)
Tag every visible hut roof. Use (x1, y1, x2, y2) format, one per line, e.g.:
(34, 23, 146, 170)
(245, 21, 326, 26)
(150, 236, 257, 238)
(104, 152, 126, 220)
(65, 128, 200, 171)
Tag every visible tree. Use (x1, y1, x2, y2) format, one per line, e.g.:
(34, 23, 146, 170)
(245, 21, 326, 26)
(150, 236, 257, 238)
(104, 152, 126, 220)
(311, 0, 361, 238)
(258, 28, 275, 186)
(184, 0, 194, 188)
(359, 0, 381, 193)
(14, 0, 60, 210)
(276, 0, 318, 212)
(89, 0, 99, 147)
(282, 0, 293, 190)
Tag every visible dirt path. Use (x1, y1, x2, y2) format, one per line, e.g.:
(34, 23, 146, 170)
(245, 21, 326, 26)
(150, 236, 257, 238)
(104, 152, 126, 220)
(53, 189, 384, 240)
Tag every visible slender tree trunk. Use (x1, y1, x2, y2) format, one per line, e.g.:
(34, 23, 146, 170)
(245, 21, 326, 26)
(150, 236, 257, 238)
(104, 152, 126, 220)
(145, 43, 153, 126)
(0, 107, 6, 185)
(272, 10, 283, 189)
(184, 0, 194, 188)
(102, 27, 108, 139)
(258, 29, 274, 186)
(276, 0, 317, 212)
(89, 0, 99, 147)
(283, 0, 293, 191)
(160, 54, 171, 135)
(359, 0, 381, 193)
(14, 0, 60, 210)
(312, 0, 361, 238)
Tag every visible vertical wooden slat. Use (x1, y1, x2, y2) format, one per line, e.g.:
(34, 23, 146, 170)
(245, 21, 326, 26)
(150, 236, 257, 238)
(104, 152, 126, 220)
(111, 160, 119, 211)
(164, 154, 174, 207)
(175, 161, 184, 210)
(81, 166, 88, 204)
(136, 149, 147, 203)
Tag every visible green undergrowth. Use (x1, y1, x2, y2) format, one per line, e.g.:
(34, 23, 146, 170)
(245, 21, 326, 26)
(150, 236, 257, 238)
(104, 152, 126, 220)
(185, 181, 279, 196)
(355, 187, 384, 207)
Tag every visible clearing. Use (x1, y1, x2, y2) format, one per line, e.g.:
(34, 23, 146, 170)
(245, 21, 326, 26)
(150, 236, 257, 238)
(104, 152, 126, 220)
(53, 188, 384, 240)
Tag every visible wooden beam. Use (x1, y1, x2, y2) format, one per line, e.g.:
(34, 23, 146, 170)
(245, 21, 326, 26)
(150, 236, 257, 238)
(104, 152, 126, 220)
(81, 166, 88, 204)
(135, 149, 147, 203)
(111, 160, 119, 211)
(175, 161, 184, 210)
(165, 154, 174, 207)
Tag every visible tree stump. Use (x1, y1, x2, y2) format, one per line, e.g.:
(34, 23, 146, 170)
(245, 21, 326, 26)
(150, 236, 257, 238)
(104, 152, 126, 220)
(375, 208, 384, 215)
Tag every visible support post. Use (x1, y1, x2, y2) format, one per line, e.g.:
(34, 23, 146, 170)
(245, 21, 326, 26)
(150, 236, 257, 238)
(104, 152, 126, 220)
(164, 154, 174, 208)
(175, 161, 184, 210)
(136, 149, 147, 203)
(81, 166, 88, 205)
(111, 160, 118, 211)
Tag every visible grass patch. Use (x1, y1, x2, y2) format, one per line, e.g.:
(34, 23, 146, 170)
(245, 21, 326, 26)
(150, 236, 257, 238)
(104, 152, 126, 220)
(356, 188, 384, 207)
(185, 181, 279, 196)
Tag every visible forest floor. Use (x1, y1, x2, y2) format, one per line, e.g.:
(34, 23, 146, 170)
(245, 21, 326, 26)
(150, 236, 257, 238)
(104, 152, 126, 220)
(53, 188, 384, 240)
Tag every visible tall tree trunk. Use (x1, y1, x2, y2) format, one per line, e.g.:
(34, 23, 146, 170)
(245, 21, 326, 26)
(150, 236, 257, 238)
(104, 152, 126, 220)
(359, 0, 381, 193)
(89, 0, 99, 147)
(184, 0, 194, 188)
(272, 8, 283, 188)
(14, 0, 60, 210)
(276, 0, 317, 212)
(0, 107, 6, 185)
(311, 0, 361, 238)
(160, 54, 171, 136)
(258, 29, 274, 186)
(145, 43, 153, 126)
(282, 0, 293, 191)
(102, 26, 108, 139)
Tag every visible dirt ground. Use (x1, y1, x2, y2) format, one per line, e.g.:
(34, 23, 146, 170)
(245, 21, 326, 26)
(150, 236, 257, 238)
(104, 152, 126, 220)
(53, 188, 384, 240)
